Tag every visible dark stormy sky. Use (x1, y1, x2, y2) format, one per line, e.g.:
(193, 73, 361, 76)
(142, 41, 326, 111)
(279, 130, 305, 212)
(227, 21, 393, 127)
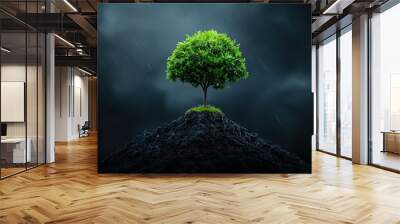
(98, 4, 312, 164)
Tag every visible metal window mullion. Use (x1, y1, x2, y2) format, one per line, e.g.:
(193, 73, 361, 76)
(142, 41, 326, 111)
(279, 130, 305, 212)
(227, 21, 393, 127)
(336, 29, 341, 157)
(44, 32, 47, 165)
(367, 11, 373, 165)
(69, 68, 71, 118)
(0, 22, 2, 179)
(25, 0, 28, 171)
(316, 44, 320, 150)
(72, 68, 74, 118)
(36, 0, 39, 167)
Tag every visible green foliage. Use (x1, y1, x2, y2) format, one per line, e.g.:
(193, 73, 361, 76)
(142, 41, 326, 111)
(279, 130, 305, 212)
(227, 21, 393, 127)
(186, 105, 222, 114)
(166, 30, 249, 105)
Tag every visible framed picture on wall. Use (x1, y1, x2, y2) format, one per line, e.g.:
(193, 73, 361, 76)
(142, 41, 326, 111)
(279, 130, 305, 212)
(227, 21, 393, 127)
(98, 3, 312, 173)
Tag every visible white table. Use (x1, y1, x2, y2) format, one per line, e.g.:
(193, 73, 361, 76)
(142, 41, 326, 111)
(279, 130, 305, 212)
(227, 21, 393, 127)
(1, 138, 31, 163)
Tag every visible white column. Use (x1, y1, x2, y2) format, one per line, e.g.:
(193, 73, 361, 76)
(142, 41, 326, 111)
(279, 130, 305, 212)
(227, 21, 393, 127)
(45, 0, 56, 163)
(46, 32, 55, 163)
(352, 14, 369, 164)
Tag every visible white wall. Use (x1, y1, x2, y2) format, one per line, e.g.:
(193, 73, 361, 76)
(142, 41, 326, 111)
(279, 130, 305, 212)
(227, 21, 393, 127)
(55, 66, 70, 141)
(55, 67, 89, 141)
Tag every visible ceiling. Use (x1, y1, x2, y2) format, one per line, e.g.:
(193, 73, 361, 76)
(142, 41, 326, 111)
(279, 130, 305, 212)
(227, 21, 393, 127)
(0, 0, 389, 75)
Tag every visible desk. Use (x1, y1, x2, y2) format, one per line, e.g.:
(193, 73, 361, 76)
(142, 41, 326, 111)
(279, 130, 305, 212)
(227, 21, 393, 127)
(382, 131, 400, 154)
(1, 138, 31, 163)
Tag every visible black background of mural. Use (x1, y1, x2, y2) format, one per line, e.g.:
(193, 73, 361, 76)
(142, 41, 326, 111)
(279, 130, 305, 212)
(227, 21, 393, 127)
(98, 4, 312, 172)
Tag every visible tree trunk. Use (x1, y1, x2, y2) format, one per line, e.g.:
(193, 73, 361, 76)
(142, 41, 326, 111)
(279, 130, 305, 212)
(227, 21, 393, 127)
(202, 87, 208, 106)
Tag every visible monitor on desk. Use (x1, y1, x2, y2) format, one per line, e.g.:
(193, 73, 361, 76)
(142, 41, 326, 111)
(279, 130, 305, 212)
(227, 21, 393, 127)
(1, 123, 7, 138)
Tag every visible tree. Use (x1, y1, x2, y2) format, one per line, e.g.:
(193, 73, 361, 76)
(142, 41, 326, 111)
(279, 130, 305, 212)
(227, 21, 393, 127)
(166, 30, 249, 106)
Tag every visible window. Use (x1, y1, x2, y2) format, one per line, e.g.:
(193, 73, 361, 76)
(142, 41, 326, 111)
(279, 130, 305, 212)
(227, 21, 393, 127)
(316, 25, 353, 159)
(370, 3, 400, 171)
(317, 35, 337, 154)
(339, 28, 352, 158)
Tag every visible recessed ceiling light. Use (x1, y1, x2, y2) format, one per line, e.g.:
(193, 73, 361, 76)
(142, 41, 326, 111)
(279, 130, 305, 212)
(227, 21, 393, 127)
(63, 0, 78, 12)
(54, 34, 75, 48)
(322, 0, 342, 14)
(78, 67, 93, 76)
(322, 0, 355, 15)
(1, 47, 11, 53)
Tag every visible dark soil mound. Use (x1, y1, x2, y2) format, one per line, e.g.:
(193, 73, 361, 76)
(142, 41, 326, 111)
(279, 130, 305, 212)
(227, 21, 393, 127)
(101, 112, 309, 173)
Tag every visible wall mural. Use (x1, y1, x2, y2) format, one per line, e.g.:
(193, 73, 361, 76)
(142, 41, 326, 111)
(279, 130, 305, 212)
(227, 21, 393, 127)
(98, 4, 312, 173)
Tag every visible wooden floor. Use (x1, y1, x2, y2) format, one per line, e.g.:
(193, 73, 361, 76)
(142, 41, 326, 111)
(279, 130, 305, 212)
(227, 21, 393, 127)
(1, 135, 400, 223)
(372, 150, 400, 171)
(1, 167, 26, 178)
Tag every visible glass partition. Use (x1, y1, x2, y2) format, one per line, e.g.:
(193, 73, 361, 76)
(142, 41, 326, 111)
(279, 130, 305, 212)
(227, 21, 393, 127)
(0, 2, 46, 179)
(0, 30, 28, 177)
(27, 30, 38, 169)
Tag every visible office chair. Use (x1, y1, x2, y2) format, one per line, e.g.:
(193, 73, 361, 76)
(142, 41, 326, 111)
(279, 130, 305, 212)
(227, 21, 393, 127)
(79, 121, 90, 138)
